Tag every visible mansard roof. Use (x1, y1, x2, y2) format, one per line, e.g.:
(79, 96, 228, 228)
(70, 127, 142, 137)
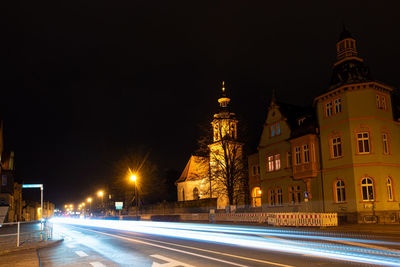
(329, 59, 373, 90)
(275, 101, 313, 130)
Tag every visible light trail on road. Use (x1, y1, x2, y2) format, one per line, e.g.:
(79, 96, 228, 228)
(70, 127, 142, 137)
(51, 217, 400, 266)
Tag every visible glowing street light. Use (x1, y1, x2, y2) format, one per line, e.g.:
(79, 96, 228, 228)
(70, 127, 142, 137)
(130, 174, 137, 182)
(97, 190, 104, 198)
(87, 197, 92, 215)
(129, 171, 139, 219)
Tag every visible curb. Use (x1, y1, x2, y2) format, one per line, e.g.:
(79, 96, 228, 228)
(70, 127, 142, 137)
(0, 239, 64, 256)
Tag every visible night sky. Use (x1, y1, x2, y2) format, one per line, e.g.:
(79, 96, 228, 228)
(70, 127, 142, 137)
(2, 1, 400, 206)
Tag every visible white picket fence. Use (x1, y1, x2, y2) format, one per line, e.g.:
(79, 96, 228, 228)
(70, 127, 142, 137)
(210, 212, 337, 227)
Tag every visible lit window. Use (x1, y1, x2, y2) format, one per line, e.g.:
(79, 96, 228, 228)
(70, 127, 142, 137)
(271, 125, 275, 137)
(274, 154, 281, 170)
(303, 144, 310, 163)
(357, 132, 370, 154)
(331, 137, 342, 158)
(252, 187, 262, 207)
(267, 156, 274, 172)
(335, 180, 346, 203)
(276, 123, 281, 135)
(269, 189, 275, 206)
(361, 177, 374, 201)
(382, 133, 390, 155)
(334, 98, 342, 114)
(326, 102, 333, 117)
(387, 178, 393, 201)
(295, 147, 301, 165)
(277, 188, 283, 205)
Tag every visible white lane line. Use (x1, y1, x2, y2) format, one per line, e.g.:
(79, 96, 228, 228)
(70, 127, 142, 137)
(75, 250, 89, 257)
(151, 254, 194, 267)
(66, 244, 75, 248)
(90, 262, 106, 267)
(70, 225, 292, 267)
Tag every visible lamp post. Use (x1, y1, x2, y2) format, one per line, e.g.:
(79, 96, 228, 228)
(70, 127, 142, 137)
(87, 197, 92, 215)
(130, 174, 138, 218)
(97, 190, 104, 214)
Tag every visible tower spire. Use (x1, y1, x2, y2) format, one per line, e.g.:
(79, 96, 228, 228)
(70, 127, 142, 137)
(218, 81, 230, 109)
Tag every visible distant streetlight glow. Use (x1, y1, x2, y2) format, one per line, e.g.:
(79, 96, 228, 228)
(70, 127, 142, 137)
(97, 190, 104, 198)
(130, 174, 137, 182)
(87, 197, 92, 203)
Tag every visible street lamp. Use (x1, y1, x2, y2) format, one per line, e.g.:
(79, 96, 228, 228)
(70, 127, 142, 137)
(97, 190, 104, 214)
(87, 197, 92, 215)
(129, 173, 139, 219)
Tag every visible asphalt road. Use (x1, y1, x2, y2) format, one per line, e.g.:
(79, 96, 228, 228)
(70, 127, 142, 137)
(39, 219, 400, 267)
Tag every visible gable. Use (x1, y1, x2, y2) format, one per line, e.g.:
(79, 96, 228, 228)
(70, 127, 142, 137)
(175, 155, 209, 184)
(259, 105, 291, 148)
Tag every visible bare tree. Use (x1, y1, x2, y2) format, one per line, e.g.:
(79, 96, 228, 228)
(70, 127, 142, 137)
(195, 119, 249, 206)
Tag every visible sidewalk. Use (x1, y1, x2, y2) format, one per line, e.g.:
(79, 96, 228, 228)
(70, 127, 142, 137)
(0, 240, 63, 267)
(0, 223, 63, 267)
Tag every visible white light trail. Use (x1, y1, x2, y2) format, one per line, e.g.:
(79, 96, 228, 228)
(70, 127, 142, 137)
(51, 217, 400, 266)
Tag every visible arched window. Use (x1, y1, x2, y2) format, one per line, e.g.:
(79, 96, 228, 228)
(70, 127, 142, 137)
(182, 189, 185, 201)
(335, 180, 346, 203)
(269, 189, 275, 206)
(361, 177, 374, 201)
(387, 178, 393, 201)
(193, 187, 199, 200)
(251, 187, 262, 207)
(276, 188, 283, 205)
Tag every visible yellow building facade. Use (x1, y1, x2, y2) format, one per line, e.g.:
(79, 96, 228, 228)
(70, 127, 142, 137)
(249, 29, 400, 223)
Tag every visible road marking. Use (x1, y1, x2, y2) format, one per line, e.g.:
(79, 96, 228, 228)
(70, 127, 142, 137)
(66, 244, 75, 248)
(70, 226, 292, 267)
(75, 250, 88, 257)
(151, 254, 194, 267)
(90, 262, 106, 267)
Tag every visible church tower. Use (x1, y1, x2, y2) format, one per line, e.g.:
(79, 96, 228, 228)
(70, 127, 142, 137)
(211, 81, 238, 142)
(209, 82, 244, 208)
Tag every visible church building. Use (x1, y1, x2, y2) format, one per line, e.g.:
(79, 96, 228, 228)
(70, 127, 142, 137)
(249, 28, 400, 223)
(176, 83, 245, 209)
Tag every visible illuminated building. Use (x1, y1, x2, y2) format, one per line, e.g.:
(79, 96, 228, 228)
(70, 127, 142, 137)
(176, 82, 245, 209)
(249, 28, 400, 223)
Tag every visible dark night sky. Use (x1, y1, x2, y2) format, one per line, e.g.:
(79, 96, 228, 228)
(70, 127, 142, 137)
(2, 1, 400, 206)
